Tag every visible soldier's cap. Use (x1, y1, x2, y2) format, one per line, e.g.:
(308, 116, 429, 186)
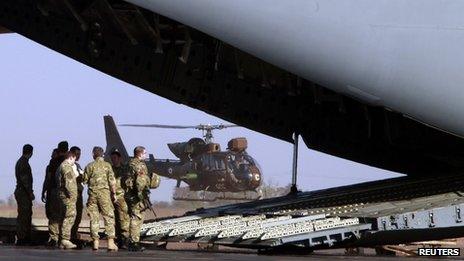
(110, 148, 121, 156)
(57, 141, 69, 152)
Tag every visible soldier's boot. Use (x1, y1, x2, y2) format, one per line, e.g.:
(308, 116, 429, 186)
(117, 237, 129, 249)
(46, 238, 58, 248)
(92, 239, 99, 251)
(128, 242, 145, 252)
(60, 240, 77, 250)
(107, 238, 118, 252)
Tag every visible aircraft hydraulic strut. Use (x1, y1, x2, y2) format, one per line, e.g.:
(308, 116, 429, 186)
(290, 132, 300, 194)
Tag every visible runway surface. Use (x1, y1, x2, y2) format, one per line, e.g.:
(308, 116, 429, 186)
(0, 245, 448, 261)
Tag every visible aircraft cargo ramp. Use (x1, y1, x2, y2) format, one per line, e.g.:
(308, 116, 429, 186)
(141, 174, 464, 251)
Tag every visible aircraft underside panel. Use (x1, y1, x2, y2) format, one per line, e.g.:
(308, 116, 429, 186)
(126, 0, 464, 139)
(0, 26, 10, 34)
(1, 0, 464, 176)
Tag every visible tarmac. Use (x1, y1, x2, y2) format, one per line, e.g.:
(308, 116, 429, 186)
(0, 245, 455, 261)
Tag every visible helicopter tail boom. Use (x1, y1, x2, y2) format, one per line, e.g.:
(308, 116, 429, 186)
(149, 155, 198, 187)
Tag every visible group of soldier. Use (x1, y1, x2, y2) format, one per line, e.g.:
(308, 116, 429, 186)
(14, 141, 156, 252)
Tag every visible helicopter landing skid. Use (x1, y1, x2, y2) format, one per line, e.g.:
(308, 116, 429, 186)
(173, 187, 262, 202)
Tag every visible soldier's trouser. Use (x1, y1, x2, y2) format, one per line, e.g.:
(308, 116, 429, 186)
(60, 196, 77, 241)
(46, 192, 61, 241)
(114, 196, 129, 240)
(71, 192, 83, 241)
(14, 190, 32, 240)
(87, 191, 115, 240)
(128, 201, 145, 243)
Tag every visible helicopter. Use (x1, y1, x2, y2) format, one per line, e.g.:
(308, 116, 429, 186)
(103, 115, 263, 201)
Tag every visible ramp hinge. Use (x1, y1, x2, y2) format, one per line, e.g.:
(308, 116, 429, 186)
(428, 212, 435, 227)
(455, 206, 462, 223)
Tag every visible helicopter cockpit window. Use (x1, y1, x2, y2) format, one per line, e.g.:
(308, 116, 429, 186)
(228, 154, 254, 166)
(239, 163, 247, 172)
(244, 155, 260, 168)
(201, 154, 226, 171)
(227, 154, 261, 174)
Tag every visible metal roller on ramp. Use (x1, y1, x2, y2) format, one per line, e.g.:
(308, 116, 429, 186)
(141, 175, 464, 251)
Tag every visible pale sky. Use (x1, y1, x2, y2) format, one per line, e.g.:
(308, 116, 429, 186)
(0, 34, 402, 202)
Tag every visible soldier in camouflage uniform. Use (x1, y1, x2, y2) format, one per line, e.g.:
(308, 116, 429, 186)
(58, 151, 78, 249)
(70, 146, 84, 244)
(41, 141, 68, 247)
(14, 144, 35, 246)
(110, 149, 130, 248)
(83, 146, 118, 251)
(126, 146, 151, 251)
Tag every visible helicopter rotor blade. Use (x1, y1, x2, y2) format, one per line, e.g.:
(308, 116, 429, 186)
(210, 124, 239, 129)
(120, 123, 240, 130)
(120, 124, 200, 129)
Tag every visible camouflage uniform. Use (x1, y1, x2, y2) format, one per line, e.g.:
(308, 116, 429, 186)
(58, 160, 78, 242)
(113, 164, 130, 241)
(43, 155, 65, 242)
(83, 157, 117, 240)
(125, 158, 150, 243)
(71, 163, 84, 242)
(14, 156, 33, 241)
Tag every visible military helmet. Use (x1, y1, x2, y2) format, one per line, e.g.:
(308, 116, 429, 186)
(150, 173, 161, 189)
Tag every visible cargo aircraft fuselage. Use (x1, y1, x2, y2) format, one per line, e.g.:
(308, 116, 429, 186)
(1, 0, 464, 176)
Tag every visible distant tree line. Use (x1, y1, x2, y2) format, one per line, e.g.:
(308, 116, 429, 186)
(153, 182, 291, 209)
(0, 194, 17, 207)
(0, 182, 291, 209)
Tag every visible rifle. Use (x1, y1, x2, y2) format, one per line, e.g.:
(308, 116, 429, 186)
(141, 189, 157, 218)
(143, 197, 157, 218)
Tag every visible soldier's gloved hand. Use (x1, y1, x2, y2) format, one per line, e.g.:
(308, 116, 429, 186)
(41, 193, 46, 203)
(31, 193, 35, 201)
